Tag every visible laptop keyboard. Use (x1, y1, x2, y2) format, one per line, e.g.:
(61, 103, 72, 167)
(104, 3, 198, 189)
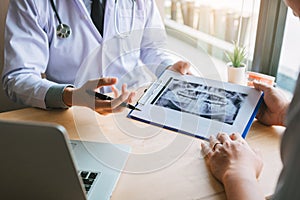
(79, 171, 100, 194)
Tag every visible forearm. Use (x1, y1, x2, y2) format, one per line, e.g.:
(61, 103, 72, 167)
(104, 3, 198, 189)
(223, 173, 264, 200)
(2, 72, 54, 109)
(140, 31, 175, 77)
(140, 1, 176, 77)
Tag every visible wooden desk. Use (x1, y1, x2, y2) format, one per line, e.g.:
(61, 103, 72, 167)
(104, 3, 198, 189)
(0, 107, 284, 199)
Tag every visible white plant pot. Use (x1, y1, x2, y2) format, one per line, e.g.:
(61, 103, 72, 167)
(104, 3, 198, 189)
(227, 63, 246, 85)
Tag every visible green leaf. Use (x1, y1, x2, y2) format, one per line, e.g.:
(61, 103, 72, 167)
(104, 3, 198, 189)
(225, 41, 247, 68)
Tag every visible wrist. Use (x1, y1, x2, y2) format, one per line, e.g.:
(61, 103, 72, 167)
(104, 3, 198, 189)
(279, 102, 289, 126)
(222, 169, 257, 185)
(222, 171, 263, 200)
(62, 87, 74, 107)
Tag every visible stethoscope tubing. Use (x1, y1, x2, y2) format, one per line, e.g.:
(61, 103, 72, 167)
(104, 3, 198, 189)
(50, 0, 136, 39)
(114, 0, 136, 38)
(50, 0, 63, 25)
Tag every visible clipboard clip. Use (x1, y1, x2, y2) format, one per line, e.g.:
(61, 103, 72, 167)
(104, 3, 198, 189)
(138, 80, 163, 106)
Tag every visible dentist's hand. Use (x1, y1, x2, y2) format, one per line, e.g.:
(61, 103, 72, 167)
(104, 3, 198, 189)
(63, 77, 135, 115)
(168, 61, 192, 75)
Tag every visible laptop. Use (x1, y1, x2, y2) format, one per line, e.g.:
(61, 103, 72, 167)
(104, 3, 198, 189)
(0, 120, 131, 200)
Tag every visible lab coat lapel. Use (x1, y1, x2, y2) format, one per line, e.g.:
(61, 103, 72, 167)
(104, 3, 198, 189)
(102, 0, 114, 39)
(73, 0, 104, 42)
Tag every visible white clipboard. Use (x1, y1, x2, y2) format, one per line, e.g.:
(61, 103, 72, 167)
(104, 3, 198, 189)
(128, 70, 263, 140)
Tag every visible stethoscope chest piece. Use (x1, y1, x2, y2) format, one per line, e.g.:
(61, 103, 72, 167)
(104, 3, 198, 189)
(50, 0, 71, 39)
(56, 24, 71, 38)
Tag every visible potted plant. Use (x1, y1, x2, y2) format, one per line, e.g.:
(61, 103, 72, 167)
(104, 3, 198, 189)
(225, 41, 247, 85)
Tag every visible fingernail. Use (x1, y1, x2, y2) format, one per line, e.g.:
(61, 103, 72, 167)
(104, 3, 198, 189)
(230, 133, 236, 139)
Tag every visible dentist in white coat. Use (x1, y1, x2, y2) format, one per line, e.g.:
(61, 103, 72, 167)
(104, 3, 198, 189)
(2, 0, 191, 115)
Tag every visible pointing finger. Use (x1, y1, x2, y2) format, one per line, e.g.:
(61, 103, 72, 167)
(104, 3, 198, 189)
(97, 77, 118, 87)
(85, 78, 117, 90)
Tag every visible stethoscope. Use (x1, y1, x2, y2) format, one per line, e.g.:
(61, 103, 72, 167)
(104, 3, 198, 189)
(50, 0, 71, 38)
(50, 0, 136, 39)
(114, 0, 136, 38)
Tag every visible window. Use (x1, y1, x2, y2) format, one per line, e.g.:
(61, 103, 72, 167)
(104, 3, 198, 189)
(163, 0, 261, 67)
(277, 8, 300, 94)
(163, 0, 299, 96)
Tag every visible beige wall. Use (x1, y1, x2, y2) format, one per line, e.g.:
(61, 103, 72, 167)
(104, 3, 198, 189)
(0, 0, 25, 112)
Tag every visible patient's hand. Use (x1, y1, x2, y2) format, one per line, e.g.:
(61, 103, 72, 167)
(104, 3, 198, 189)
(201, 133, 264, 200)
(253, 81, 290, 126)
(201, 133, 263, 183)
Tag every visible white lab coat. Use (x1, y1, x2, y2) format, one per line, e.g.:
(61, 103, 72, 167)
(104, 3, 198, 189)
(2, 0, 174, 108)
